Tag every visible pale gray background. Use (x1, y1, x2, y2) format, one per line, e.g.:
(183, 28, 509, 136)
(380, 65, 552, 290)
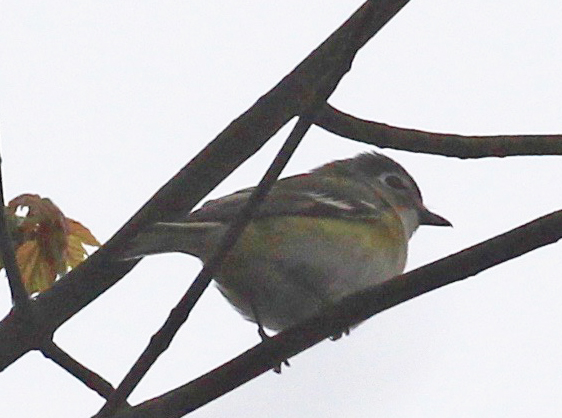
(1, 1, 562, 417)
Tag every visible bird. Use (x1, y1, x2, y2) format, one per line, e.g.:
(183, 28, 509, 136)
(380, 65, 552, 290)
(120, 151, 451, 339)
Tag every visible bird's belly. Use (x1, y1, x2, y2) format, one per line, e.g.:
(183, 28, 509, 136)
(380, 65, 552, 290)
(214, 216, 407, 331)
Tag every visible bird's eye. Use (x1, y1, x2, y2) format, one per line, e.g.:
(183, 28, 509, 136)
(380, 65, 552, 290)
(383, 175, 408, 190)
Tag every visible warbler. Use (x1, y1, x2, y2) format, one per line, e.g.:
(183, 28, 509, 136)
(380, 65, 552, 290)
(121, 152, 450, 336)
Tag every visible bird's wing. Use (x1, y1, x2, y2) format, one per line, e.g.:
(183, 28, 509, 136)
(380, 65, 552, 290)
(185, 174, 386, 223)
(120, 175, 388, 260)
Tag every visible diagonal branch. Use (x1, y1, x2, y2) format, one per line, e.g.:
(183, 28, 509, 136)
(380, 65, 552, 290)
(316, 104, 562, 158)
(110, 209, 562, 418)
(40, 341, 127, 403)
(96, 116, 317, 417)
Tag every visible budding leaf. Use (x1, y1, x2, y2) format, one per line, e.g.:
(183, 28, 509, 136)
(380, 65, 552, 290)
(0, 194, 100, 294)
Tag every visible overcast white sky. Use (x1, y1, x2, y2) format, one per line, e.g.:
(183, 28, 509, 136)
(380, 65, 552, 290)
(1, 1, 562, 417)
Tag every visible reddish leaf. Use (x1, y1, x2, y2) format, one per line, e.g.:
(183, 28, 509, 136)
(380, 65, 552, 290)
(2, 194, 100, 294)
(16, 241, 57, 294)
(67, 218, 101, 247)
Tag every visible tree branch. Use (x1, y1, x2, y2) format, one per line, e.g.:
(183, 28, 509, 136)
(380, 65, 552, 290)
(0, 156, 31, 312)
(40, 340, 127, 404)
(316, 104, 562, 158)
(110, 209, 562, 418)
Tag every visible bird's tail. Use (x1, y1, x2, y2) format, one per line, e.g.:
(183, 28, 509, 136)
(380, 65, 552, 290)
(118, 221, 224, 261)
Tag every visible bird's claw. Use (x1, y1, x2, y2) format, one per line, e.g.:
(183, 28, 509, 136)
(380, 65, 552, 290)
(258, 325, 290, 373)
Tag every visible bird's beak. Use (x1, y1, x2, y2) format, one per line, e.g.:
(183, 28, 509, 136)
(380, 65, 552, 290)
(418, 207, 452, 227)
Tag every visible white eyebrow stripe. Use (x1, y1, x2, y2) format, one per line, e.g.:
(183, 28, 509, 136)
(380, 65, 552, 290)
(305, 192, 354, 211)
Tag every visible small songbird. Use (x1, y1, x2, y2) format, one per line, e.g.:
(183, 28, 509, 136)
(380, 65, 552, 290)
(121, 152, 451, 337)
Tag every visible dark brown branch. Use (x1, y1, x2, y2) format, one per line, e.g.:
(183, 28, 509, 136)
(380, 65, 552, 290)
(40, 341, 127, 404)
(0, 0, 412, 372)
(111, 209, 562, 418)
(316, 104, 562, 158)
(0, 157, 31, 312)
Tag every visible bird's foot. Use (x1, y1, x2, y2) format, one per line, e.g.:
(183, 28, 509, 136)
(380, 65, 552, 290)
(258, 325, 290, 374)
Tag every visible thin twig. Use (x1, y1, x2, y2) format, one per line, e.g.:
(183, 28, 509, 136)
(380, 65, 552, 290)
(111, 209, 562, 418)
(0, 155, 31, 312)
(316, 104, 562, 158)
(40, 340, 127, 404)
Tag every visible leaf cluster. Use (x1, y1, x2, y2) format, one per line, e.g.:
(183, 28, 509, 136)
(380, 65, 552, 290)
(1, 194, 99, 294)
